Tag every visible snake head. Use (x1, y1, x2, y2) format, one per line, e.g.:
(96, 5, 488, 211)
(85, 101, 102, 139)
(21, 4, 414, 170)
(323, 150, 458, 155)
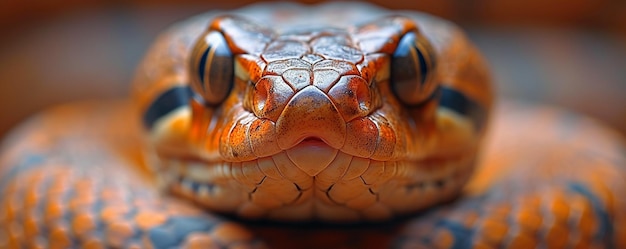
(187, 15, 445, 161)
(143, 13, 491, 221)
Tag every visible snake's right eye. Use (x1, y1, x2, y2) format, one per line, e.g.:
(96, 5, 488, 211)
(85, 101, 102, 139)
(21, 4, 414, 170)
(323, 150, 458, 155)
(190, 31, 234, 105)
(390, 31, 437, 106)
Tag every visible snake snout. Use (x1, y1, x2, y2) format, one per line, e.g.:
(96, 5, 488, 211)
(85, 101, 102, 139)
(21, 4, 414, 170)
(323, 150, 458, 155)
(275, 85, 347, 150)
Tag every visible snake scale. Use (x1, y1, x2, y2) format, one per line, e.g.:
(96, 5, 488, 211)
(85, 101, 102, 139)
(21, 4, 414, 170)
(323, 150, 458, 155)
(1, 2, 625, 249)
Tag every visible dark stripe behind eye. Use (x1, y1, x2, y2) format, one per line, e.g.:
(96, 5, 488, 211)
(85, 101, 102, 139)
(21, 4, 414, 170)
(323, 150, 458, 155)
(143, 85, 192, 129)
(439, 86, 487, 131)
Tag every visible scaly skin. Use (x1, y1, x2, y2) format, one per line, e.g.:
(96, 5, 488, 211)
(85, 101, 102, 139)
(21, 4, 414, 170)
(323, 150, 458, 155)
(1, 3, 625, 249)
(0, 102, 261, 248)
(134, 2, 491, 222)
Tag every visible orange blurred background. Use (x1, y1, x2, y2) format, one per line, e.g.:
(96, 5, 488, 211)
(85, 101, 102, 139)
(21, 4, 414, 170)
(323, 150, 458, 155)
(0, 0, 625, 137)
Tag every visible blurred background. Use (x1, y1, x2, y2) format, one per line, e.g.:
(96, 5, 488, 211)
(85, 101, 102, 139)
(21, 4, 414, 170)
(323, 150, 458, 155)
(0, 0, 625, 138)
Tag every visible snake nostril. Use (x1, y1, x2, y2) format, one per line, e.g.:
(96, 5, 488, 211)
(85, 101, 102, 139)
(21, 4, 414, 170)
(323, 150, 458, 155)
(251, 76, 294, 121)
(254, 82, 268, 112)
(354, 80, 371, 111)
(328, 75, 372, 121)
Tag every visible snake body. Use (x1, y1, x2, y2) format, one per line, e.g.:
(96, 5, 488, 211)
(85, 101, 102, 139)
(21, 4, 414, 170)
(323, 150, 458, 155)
(1, 3, 625, 248)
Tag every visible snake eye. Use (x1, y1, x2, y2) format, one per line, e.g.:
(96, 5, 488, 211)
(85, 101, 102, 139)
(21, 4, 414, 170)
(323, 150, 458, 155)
(190, 31, 234, 105)
(391, 32, 437, 105)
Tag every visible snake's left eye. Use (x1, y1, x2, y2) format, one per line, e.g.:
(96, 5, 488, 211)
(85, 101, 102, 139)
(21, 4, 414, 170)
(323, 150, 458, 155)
(391, 32, 437, 105)
(190, 31, 234, 105)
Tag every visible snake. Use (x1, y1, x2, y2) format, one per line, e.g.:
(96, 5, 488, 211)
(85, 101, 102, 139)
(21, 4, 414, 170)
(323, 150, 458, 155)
(1, 2, 625, 249)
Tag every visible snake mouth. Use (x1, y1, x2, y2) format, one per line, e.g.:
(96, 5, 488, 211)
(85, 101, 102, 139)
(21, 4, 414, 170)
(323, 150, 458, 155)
(299, 137, 326, 145)
(161, 142, 476, 221)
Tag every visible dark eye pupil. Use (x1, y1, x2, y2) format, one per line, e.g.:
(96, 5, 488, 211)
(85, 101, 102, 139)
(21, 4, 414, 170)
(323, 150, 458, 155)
(391, 31, 436, 105)
(192, 31, 234, 105)
(393, 33, 420, 83)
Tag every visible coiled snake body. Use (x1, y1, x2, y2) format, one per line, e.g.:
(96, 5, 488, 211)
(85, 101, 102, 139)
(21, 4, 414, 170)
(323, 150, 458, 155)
(1, 3, 625, 249)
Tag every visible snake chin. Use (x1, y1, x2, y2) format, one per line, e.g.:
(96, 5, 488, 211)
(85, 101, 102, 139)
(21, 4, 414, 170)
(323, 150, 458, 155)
(158, 147, 476, 222)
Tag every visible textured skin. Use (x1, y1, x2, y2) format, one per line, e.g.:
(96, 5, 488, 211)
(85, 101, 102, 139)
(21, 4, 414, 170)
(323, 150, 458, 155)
(1, 2, 626, 249)
(134, 3, 491, 222)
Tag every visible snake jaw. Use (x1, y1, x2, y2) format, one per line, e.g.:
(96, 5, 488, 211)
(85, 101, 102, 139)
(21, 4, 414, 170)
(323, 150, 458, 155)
(163, 148, 476, 221)
(151, 95, 480, 221)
